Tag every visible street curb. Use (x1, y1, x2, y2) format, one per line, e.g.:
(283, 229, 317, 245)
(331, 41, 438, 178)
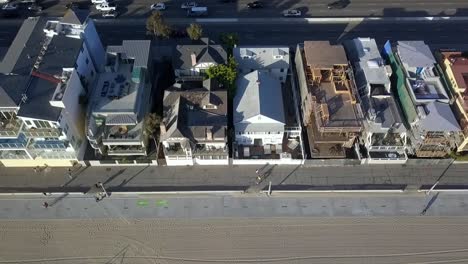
(417, 189, 468, 193)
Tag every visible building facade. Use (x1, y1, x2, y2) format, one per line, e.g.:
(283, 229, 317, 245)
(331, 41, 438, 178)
(437, 51, 468, 152)
(172, 38, 226, 81)
(161, 79, 228, 166)
(0, 9, 104, 167)
(345, 38, 407, 163)
(233, 46, 290, 83)
(295, 41, 362, 158)
(389, 41, 461, 157)
(86, 40, 153, 159)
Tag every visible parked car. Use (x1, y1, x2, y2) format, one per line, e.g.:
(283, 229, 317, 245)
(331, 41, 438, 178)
(91, 0, 108, 4)
(27, 3, 42, 11)
(327, 0, 349, 9)
(1, 3, 17, 10)
(283, 9, 301, 17)
(150, 2, 165, 10)
(170, 28, 188, 38)
(101, 9, 118, 17)
(66, 1, 92, 9)
(181, 1, 196, 9)
(187, 6, 207, 16)
(95, 2, 116, 11)
(20, 0, 35, 4)
(247, 1, 263, 8)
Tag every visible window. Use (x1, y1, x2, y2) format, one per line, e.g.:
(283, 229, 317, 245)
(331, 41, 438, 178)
(25, 120, 32, 126)
(280, 68, 284, 72)
(80, 46, 84, 53)
(279, 77, 283, 81)
(86, 58, 89, 65)
(91, 70, 94, 77)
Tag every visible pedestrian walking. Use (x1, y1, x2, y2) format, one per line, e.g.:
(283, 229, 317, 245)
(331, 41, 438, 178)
(42, 202, 49, 208)
(67, 168, 72, 179)
(33, 167, 37, 173)
(255, 169, 259, 174)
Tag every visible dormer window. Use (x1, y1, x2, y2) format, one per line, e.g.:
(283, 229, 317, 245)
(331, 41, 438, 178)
(274, 55, 283, 59)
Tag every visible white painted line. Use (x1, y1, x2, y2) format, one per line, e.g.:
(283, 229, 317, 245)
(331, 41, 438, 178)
(112, 191, 244, 195)
(196, 18, 238, 23)
(418, 189, 468, 193)
(265, 190, 405, 194)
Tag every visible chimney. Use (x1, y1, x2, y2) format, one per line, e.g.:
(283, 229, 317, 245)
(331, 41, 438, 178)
(191, 52, 197, 66)
(160, 123, 166, 134)
(206, 128, 213, 140)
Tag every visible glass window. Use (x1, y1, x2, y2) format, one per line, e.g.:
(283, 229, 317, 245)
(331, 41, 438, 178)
(86, 58, 89, 65)
(25, 120, 32, 126)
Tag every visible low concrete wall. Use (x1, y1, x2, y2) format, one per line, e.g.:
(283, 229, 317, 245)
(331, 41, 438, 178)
(405, 158, 453, 166)
(194, 158, 229, 165)
(303, 159, 361, 167)
(232, 159, 304, 165)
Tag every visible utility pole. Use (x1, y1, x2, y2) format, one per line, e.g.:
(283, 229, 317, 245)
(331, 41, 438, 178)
(426, 159, 454, 195)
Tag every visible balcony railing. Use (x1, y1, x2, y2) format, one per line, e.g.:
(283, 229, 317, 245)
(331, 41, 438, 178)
(22, 127, 61, 138)
(0, 119, 22, 137)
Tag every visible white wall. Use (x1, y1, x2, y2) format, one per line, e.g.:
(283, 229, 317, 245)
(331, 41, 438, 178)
(75, 42, 97, 90)
(194, 157, 228, 165)
(232, 158, 303, 165)
(60, 70, 87, 158)
(165, 157, 194, 166)
(83, 20, 105, 71)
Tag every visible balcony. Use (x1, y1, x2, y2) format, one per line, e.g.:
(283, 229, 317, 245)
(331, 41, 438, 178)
(0, 150, 31, 160)
(103, 124, 143, 145)
(0, 119, 22, 138)
(193, 145, 227, 155)
(107, 146, 146, 156)
(22, 127, 62, 138)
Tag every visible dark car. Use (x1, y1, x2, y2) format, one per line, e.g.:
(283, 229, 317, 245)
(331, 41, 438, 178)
(66, 1, 92, 9)
(171, 29, 188, 38)
(247, 1, 263, 8)
(327, 0, 349, 9)
(220, 0, 235, 3)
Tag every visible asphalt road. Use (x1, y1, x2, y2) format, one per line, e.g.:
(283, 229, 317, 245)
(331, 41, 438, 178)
(30, 0, 468, 18)
(1, 192, 468, 219)
(93, 19, 468, 48)
(1, 217, 468, 264)
(0, 162, 466, 192)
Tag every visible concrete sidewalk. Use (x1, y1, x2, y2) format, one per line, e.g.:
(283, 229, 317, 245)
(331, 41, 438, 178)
(0, 164, 467, 193)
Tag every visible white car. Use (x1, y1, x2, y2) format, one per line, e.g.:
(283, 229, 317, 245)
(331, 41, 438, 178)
(91, 0, 108, 4)
(181, 1, 196, 9)
(95, 2, 116, 11)
(283, 9, 301, 17)
(150, 2, 165, 10)
(2, 3, 17, 10)
(101, 10, 118, 17)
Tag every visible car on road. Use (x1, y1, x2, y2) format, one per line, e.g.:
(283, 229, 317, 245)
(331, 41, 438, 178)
(187, 6, 207, 16)
(327, 0, 349, 9)
(170, 28, 188, 38)
(27, 3, 42, 11)
(66, 1, 92, 9)
(91, 0, 108, 4)
(1, 3, 17, 10)
(283, 9, 301, 17)
(247, 1, 263, 8)
(181, 1, 196, 9)
(101, 9, 118, 17)
(95, 2, 116, 11)
(150, 2, 165, 10)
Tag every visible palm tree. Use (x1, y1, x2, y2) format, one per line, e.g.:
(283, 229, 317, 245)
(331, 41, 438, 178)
(145, 113, 162, 147)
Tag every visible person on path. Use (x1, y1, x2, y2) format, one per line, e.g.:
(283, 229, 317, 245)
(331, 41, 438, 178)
(42, 202, 49, 208)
